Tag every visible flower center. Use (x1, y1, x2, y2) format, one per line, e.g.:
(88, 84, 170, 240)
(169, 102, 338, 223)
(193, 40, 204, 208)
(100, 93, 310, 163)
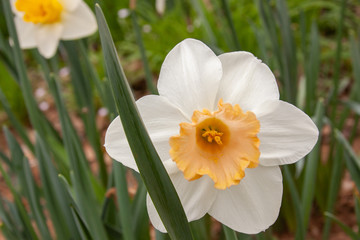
(15, 0, 63, 24)
(197, 117, 229, 147)
(202, 129, 223, 144)
(169, 100, 261, 189)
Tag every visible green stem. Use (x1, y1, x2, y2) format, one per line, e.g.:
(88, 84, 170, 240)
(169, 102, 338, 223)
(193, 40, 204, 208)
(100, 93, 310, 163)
(220, 0, 240, 50)
(131, 10, 158, 95)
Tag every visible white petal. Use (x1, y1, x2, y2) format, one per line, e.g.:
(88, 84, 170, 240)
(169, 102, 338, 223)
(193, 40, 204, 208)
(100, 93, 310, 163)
(14, 17, 36, 49)
(61, 2, 97, 40)
(216, 52, 279, 112)
(254, 100, 319, 166)
(104, 115, 138, 171)
(104, 95, 188, 172)
(208, 166, 283, 234)
(147, 173, 217, 232)
(61, 0, 81, 11)
(35, 24, 63, 58)
(157, 38, 223, 117)
(135, 95, 189, 161)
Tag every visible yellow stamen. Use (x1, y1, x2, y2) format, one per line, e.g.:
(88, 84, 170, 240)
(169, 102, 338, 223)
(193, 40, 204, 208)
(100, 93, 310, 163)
(15, 0, 63, 24)
(202, 130, 223, 144)
(169, 99, 261, 189)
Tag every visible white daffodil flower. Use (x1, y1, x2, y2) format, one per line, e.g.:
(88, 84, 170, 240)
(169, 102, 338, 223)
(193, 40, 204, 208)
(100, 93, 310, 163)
(12, 0, 97, 58)
(105, 39, 319, 234)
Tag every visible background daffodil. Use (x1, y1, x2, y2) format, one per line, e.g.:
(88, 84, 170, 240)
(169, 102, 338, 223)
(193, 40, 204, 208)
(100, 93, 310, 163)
(12, 0, 97, 58)
(104, 38, 318, 234)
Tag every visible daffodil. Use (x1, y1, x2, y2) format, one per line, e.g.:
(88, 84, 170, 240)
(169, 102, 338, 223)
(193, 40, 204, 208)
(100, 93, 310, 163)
(12, 0, 97, 58)
(105, 39, 318, 233)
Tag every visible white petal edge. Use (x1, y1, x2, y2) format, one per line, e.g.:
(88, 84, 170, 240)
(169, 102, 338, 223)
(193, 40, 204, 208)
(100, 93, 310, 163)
(208, 166, 283, 234)
(254, 100, 319, 166)
(61, 0, 81, 11)
(14, 17, 36, 49)
(104, 95, 188, 172)
(11, 0, 23, 18)
(216, 52, 279, 112)
(147, 173, 217, 232)
(157, 38, 223, 117)
(35, 24, 63, 58)
(61, 2, 97, 40)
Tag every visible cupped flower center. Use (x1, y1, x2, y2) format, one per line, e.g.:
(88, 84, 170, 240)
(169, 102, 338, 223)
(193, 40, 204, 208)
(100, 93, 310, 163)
(15, 0, 63, 24)
(170, 100, 261, 189)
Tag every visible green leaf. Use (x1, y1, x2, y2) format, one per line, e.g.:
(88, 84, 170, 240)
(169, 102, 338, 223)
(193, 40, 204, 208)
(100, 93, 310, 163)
(62, 41, 108, 187)
(344, 100, 360, 116)
(3, 126, 24, 171)
(329, 0, 347, 121)
(0, 157, 38, 239)
(47, 73, 108, 239)
(70, 206, 94, 240)
(322, 142, 344, 240)
(350, 35, 360, 101)
(130, 10, 158, 94)
(335, 130, 360, 190)
(20, 156, 52, 240)
(219, 0, 240, 50)
(95, 4, 193, 239)
(0, 89, 33, 152)
(223, 225, 238, 240)
(0, 199, 27, 239)
(276, 0, 298, 104)
(131, 177, 150, 240)
(114, 161, 135, 240)
(190, 0, 217, 47)
(190, 217, 210, 240)
(35, 134, 81, 239)
(283, 165, 305, 240)
(324, 212, 359, 239)
(301, 100, 324, 228)
(4, 127, 51, 239)
(355, 195, 360, 230)
(305, 22, 320, 115)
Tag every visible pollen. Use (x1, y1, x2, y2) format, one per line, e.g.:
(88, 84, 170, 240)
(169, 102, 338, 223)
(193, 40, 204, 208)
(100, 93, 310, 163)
(169, 99, 261, 189)
(15, 0, 63, 24)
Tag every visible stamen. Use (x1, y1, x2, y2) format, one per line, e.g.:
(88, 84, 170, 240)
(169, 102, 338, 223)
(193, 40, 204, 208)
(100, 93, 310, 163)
(202, 129, 223, 145)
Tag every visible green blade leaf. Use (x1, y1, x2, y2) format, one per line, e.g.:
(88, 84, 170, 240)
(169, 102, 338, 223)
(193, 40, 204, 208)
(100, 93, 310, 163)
(62, 41, 108, 187)
(335, 130, 360, 191)
(355, 195, 360, 229)
(0, 157, 38, 240)
(35, 134, 80, 240)
(344, 100, 360, 116)
(114, 161, 135, 240)
(301, 100, 325, 228)
(324, 212, 359, 240)
(223, 225, 238, 240)
(130, 10, 158, 95)
(131, 177, 150, 240)
(0, 89, 33, 152)
(283, 165, 305, 240)
(95, 4, 193, 239)
(47, 73, 108, 239)
(322, 142, 344, 240)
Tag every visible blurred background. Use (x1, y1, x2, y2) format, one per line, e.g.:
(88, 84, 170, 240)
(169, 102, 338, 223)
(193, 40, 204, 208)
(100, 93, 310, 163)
(0, 0, 360, 239)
